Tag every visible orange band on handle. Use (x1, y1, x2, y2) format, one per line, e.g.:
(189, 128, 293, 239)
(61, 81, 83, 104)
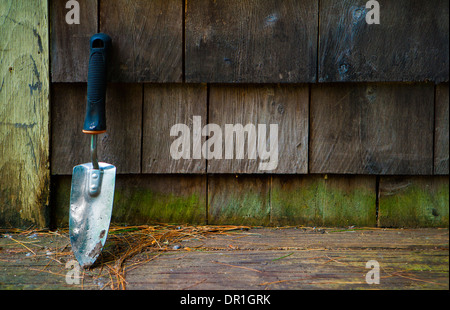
(82, 130, 106, 135)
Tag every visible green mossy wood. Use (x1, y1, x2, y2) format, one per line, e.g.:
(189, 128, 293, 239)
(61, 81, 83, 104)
(0, 0, 50, 228)
(379, 177, 449, 228)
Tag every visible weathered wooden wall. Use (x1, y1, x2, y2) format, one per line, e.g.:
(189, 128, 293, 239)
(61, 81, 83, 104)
(185, 0, 318, 83)
(318, 0, 449, 83)
(1, 0, 448, 228)
(49, 0, 449, 229)
(310, 83, 435, 174)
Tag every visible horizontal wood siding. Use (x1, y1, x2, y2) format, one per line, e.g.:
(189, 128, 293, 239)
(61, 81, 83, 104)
(208, 175, 271, 226)
(53, 174, 448, 228)
(271, 175, 376, 227)
(142, 84, 207, 173)
(41, 0, 450, 228)
(379, 176, 449, 227)
(51, 83, 142, 174)
(319, 0, 449, 83)
(310, 83, 434, 174)
(50, 0, 182, 83)
(50, 0, 97, 82)
(185, 0, 318, 83)
(208, 84, 309, 173)
(50, 0, 449, 84)
(52, 175, 206, 226)
(100, 0, 183, 82)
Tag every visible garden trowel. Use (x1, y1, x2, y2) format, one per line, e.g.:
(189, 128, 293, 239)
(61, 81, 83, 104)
(69, 33, 115, 269)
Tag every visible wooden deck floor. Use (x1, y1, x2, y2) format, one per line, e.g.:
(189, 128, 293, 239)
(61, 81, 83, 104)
(0, 227, 448, 291)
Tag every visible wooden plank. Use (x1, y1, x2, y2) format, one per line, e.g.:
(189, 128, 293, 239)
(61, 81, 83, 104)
(208, 85, 308, 174)
(271, 175, 377, 227)
(51, 175, 448, 228)
(319, 0, 449, 82)
(52, 175, 206, 227)
(123, 228, 449, 290)
(51, 83, 142, 174)
(208, 175, 270, 226)
(1, 228, 448, 290)
(98, 83, 142, 173)
(179, 227, 450, 251)
(142, 84, 207, 173)
(0, 232, 84, 289)
(112, 175, 206, 225)
(185, 0, 318, 83)
(100, 0, 182, 82)
(310, 83, 434, 174)
(379, 176, 449, 228)
(435, 83, 449, 175)
(51, 83, 87, 175)
(0, 0, 50, 228)
(126, 249, 449, 290)
(50, 0, 98, 82)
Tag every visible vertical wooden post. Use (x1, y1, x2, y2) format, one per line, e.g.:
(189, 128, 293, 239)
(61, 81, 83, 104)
(0, 0, 50, 227)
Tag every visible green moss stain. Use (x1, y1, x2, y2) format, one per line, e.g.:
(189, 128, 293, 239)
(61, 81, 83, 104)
(271, 177, 319, 225)
(112, 189, 205, 225)
(52, 175, 206, 227)
(379, 177, 449, 228)
(52, 174, 447, 228)
(209, 190, 270, 226)
(271, 175, 377, 227)
(208, 176, 270, 226)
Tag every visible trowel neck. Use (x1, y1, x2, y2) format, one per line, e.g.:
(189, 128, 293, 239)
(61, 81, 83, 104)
(90, 134, 99, 170)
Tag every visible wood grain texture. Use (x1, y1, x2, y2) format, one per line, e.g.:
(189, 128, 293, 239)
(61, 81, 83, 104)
(0, 0, 50, 228)
(186, 0, 318, 83)
(51, 174, 447, 228)
(50, 0, 98, 82)
(112, 175, 206, 225)
(271, 175, 376, 227)
(319, 0, 449, 82)
(379, 176, 449, 227)
(310, 83, 434, 174)
(1, 228, 448, 290)
(208, 175, 270, 226)
(208, 84, 308, 173)
(434, 83, 449, 175)
(126, 248, 448, 290)
(142, 84, 207, 173)
(52, 175, 206, 226)
(51, 83, 142, 174)
(51, 83, 88, 175)
(124, 229, 448, 290)
(98, 84, 142, 173)
(100, 0, 182, 82)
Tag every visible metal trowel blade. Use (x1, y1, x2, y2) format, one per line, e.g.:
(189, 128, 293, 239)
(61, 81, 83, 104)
(69, 162, 116, 269)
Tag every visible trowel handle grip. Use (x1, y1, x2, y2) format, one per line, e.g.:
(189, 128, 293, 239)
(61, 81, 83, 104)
(83, 33, 111, 134)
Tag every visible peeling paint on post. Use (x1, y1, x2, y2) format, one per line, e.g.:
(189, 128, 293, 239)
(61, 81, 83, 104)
(0, 0, 50, 227)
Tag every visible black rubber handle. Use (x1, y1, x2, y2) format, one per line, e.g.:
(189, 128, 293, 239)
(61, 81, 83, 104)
(83, 33, 112, 134)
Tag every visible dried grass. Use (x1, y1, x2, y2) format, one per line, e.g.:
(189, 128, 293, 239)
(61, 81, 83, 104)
(85, 223, 250, 289)
(1, 223, 249, 290)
